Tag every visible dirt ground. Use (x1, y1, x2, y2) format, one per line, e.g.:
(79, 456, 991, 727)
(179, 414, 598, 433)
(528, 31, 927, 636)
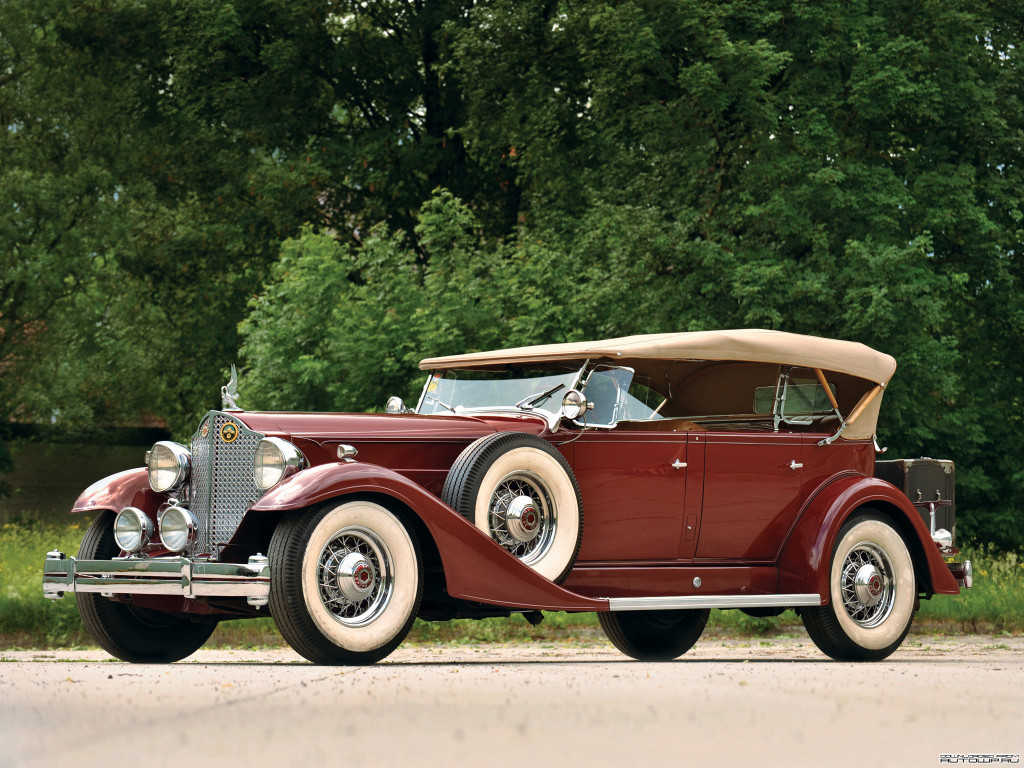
(2, 634, 1021, 768)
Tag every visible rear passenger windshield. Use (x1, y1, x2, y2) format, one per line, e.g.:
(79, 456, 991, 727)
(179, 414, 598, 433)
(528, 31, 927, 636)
(753, 380, 837, 415)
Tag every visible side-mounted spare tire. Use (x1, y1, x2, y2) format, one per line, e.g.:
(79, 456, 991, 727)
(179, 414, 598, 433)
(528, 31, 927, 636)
(441, 432, 583, 584)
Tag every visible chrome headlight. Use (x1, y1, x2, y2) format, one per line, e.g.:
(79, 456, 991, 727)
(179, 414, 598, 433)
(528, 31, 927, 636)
(114, 507, 154, 554)
(147, 441, 191, 493)
(159, 504, 198, 553)
(254, 438, 306, 491)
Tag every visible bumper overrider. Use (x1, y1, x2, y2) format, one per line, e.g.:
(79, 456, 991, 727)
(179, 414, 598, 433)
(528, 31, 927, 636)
(948, 559, 974, 590)
(43, 552, 271, 607)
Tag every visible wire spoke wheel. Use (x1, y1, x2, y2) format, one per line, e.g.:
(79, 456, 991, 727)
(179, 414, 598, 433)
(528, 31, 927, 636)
(269, 500, 422, 665)
(315, 526, 394, 627)
(487, 471, 556, 564)
(442, 432, 583, 584)
(838, 542, 896, 628)
(802, 512, 915, 662)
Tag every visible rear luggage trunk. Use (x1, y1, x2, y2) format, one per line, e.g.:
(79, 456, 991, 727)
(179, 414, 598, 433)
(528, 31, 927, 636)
(874, 458, 956, 544)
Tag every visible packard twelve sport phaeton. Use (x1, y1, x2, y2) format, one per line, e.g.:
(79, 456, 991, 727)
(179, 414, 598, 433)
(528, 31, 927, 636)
(43, 330, 972, 664)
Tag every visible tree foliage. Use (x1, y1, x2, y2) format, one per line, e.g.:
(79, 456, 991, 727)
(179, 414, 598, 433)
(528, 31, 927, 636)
(3, 0, 1022, 547)
(1, 0, 331, 433)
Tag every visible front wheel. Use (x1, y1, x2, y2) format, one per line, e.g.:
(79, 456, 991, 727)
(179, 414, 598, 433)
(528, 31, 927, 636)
(76, 511, 217, 663)
(802, 513, 916, 661)
(598, 609, 709, 661)
(269, 499, 423, 665)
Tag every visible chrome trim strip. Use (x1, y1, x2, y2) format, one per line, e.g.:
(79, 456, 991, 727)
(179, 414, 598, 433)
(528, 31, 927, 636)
(607, 594, 823, 611)
(43, 553, 270, 601)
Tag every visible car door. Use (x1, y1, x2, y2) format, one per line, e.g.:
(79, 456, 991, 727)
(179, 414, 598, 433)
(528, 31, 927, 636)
(568, 428, 690, 563)
(694, 430, 804, 562)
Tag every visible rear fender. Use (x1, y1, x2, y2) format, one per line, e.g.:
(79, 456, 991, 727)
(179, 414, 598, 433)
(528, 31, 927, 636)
(71, 468, 164, 518)
(778, 476, 959, 599)
(249, 462, 607, 612)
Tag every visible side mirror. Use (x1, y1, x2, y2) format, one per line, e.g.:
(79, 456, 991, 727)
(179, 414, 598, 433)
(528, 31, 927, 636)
(560, 390, 593, 421)
(386, 396, 408, 414)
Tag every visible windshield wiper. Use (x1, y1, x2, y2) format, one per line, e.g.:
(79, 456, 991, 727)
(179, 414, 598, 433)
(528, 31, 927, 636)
(424, 394, 456, 413)
(515, 383, 565, 411)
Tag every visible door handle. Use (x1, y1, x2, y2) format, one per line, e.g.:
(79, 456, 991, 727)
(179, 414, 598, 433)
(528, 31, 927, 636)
(672, 460, 687, 470)
(790, 460, 803, 470)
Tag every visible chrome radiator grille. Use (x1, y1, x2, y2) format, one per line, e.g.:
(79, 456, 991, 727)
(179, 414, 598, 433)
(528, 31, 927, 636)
(187, 412, 265, 558)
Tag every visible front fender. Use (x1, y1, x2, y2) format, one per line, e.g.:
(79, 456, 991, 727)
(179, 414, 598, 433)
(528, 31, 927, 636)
(71, 468, 164, 517)
(778, 476, 960, 599)
(250, 462, 607, 612)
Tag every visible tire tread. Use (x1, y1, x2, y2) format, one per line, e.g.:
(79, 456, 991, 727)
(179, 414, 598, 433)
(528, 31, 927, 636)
(268, 502, 423, 665)
(598, 609, 709, 661)
(76, 511, 217, 663)
(801, 511, 915, 662)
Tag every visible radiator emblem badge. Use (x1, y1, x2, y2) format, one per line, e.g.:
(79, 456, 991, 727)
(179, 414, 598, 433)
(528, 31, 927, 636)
(220, 422, 239, 443)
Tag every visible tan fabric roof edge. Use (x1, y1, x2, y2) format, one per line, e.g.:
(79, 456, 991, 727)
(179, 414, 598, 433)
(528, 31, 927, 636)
(419, 329, 897, 385)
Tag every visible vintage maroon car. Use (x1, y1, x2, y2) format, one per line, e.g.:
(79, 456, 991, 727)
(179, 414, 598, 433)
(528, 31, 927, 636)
(43, 330, 971, 664)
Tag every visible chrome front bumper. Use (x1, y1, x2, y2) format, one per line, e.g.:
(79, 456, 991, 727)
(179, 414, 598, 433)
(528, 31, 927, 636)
(43, 551, 271, 607)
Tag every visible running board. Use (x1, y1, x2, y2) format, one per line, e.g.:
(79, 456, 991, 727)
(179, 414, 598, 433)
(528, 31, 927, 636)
(607, 594, 823, 611)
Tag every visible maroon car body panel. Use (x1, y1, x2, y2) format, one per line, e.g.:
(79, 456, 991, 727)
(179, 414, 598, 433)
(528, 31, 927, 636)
(68, 411, 958, 613)
(567, 429, 689, 562)
(250, 461, 608, 612)
(777, 475, 960, 597)
(242, 410, 548, 496)
(562, 565, 779, 599)
(72, 468, 162, 516)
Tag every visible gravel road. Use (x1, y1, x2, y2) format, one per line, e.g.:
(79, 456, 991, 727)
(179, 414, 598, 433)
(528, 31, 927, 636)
(2, 634, 1021, 768)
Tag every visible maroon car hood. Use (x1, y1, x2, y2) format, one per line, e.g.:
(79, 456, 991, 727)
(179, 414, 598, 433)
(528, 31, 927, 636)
(232, 410, 546, 442)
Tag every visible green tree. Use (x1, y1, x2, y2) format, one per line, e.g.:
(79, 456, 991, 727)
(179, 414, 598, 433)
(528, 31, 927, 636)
(242, 1, 1023, 549)
(1, 0, 333, 435)
(3, 0, 1022, 548)
(445, 0, 1022, 545)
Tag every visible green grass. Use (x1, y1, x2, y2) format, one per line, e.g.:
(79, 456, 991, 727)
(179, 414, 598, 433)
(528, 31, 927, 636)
(3, 520, 1022, 649)
(915, 545, 1024, 630)
(0, 519, 92, 647)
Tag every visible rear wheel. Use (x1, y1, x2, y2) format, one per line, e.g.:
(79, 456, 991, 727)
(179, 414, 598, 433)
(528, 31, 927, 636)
(598, 609, 709, 661)
(75, 511, 217, 663)
(802, 513, 915, 661)
(269, 499, 423, 665)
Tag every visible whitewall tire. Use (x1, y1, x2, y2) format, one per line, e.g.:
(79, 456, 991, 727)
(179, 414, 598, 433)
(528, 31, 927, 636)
(269, 499, 423, 665)
(802, 512, 916, 661)
(442, 432, 583, 584)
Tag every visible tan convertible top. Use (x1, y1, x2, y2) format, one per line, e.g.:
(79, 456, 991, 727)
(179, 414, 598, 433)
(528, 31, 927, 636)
(420, 329, 896, 385)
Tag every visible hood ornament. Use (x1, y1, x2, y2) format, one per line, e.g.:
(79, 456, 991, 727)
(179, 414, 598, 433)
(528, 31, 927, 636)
(221, 365, 242, 410)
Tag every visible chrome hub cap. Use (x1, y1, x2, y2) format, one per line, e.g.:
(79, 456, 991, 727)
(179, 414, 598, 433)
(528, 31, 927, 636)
(488, 471, 556, 565)
(336, 551, 377, 601)
(839, 542, 896, 628)
(316, 526, 394, 627)
(854, 564, 884, 607)
(506, 495, 541, 543)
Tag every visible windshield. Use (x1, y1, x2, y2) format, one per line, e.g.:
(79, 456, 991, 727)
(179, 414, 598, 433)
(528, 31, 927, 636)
(416, 368, 583, 416)
(578, 366, 661, 425)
